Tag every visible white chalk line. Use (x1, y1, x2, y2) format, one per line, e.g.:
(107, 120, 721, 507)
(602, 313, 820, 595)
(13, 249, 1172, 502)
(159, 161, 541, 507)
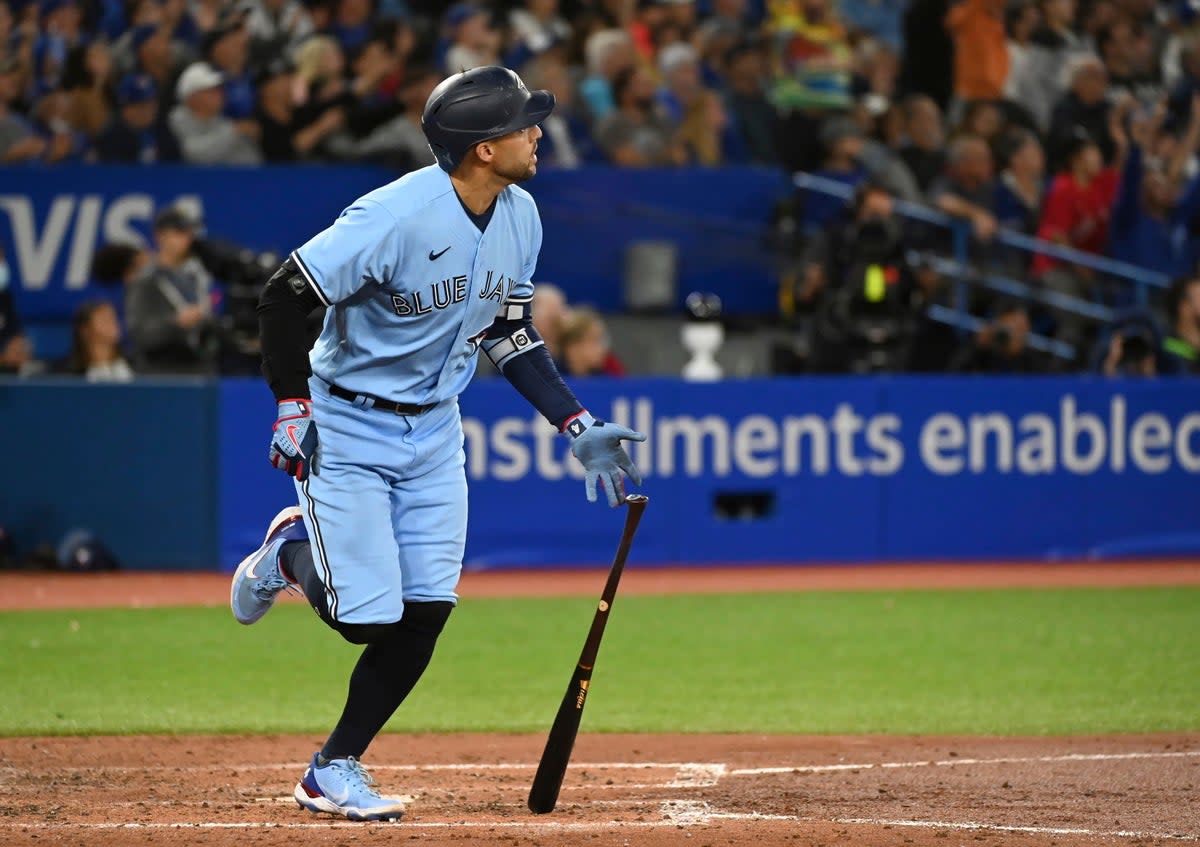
(0, 815, 686, 825)
(6, 750, 1193, 778)
(9, 814, 1193, 840)
(833, 817, 1200, 842)
(0, 760, 705, 775)
(729, 749, 1200, 775)
(660, 802, 1199, 840)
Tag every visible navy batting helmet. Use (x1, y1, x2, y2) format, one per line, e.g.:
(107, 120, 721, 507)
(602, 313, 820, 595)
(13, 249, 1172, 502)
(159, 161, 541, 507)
(422, 66, 555, 173)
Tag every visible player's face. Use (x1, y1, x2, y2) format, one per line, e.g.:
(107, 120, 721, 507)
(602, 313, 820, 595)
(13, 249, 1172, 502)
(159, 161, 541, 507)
(490, 124, 543, 183)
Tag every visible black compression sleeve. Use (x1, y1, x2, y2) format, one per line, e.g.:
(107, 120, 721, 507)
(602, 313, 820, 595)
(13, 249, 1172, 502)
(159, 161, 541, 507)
(257, 258, 323, 401)
(499, 342, 584, 430)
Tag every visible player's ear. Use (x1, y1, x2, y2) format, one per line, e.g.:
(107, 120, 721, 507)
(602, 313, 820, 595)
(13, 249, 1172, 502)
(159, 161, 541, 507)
(474, 140, 496, 163)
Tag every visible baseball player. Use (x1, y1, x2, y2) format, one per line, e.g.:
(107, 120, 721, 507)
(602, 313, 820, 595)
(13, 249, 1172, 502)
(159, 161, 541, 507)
(229, 66, 645, 822)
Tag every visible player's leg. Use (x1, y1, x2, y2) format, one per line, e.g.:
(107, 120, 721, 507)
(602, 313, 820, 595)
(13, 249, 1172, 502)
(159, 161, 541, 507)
(313, 431, 468, 761)
(298, 422, 467, 814)
(275, 390, 416, 820)
(286, 459, 413, 821)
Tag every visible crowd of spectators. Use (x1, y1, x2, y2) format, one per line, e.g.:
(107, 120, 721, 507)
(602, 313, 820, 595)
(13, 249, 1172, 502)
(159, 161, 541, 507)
(0, 0, 787, 169)
(2, 0, 1200, 377)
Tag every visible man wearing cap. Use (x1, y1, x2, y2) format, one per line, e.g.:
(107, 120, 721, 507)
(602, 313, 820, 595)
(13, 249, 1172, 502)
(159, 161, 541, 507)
(656, 42, 703, 125)
(168, 61, 261, 163)
(125, 206, 218, 372)
(231, 66, 644, 821)
(442, 2, 500, 73)
(124, 24, 176, 106)
(94, 73, 182, 162)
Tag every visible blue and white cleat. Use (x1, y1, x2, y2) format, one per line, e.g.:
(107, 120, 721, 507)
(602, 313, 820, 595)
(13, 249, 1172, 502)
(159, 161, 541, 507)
(230, 506, 306, 625)
(294, 753, 407, 821)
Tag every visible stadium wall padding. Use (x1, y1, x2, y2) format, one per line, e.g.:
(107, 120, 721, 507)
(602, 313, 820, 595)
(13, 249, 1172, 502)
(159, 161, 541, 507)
(4, 376, 1199, 570)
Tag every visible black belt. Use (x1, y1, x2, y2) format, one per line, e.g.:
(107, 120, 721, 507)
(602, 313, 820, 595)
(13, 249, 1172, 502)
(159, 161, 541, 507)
(327, 383, 436, 415)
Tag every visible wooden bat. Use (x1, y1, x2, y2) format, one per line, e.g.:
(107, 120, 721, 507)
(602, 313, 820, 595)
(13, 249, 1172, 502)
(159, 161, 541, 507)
(527, 493, 649, 814)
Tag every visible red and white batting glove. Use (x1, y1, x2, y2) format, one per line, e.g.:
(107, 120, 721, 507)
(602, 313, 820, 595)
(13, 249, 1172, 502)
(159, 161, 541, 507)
(269, 399, 320, 481)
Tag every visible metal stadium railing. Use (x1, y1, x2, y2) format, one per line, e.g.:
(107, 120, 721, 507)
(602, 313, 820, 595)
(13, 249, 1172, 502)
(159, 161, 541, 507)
(792, 170, 1171, 359)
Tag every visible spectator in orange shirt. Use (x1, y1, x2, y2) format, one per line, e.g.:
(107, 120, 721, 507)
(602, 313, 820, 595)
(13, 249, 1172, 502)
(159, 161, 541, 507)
(945, 0, 1010, 105)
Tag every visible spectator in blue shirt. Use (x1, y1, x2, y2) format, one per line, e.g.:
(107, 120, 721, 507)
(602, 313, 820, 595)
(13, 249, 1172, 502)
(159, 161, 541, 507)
(656, 41, 703, 126)
(205, 8, 257, 124)
(332, 0, 376, 58)
(94, 73, 182, 162)
(993, 128, 1045, 236)
(579, 28, 636, 122)
(801, 116, 868, 234)
(1109, 104, 1200, 283)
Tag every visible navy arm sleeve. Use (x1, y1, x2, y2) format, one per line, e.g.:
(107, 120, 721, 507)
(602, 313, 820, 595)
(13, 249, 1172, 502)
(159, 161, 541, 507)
(257, 257, 324, 401)
(483, 312, 584, 430)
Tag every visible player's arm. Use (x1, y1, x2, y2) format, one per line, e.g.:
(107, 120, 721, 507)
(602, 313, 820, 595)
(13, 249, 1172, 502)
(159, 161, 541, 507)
(481, 294, 646, 506)
(255, 200, 397, 480)
(480, 293, 579, 427)
(257, 257, 323, 479)
(258, 257, 322, 401)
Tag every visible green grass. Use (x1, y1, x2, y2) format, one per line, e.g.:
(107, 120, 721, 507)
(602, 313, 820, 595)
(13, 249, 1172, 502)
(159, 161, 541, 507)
(2, 587, 1198, 736)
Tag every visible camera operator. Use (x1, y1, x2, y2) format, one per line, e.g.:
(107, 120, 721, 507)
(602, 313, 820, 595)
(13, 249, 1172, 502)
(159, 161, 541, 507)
(189, 234, 284, 375)
(805, 181, 927, 372)
(121, 207, 219, 374)
(94, 209, 290, 375)
(1102, 326, 1158, 376)
(951, 299, 1047, 373)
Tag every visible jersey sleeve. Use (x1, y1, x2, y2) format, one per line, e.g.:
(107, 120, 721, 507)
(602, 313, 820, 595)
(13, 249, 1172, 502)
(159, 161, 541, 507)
(516, 208, 543, 294)
(291, 199, 399, 306)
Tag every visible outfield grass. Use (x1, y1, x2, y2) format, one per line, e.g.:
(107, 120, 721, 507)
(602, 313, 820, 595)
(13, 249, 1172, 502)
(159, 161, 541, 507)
(2, 587, 1197, 736)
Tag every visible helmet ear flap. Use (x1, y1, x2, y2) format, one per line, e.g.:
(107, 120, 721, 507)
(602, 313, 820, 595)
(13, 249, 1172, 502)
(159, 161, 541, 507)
(428, 141, 453, 172)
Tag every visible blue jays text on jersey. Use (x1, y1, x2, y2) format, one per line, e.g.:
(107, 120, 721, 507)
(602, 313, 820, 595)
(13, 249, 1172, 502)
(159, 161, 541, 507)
(290, 165, 542, 407)
(389, 271, 518, 317)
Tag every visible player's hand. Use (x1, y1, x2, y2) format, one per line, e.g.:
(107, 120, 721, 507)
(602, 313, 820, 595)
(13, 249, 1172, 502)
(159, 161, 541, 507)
(565, 412, 646, 507)
(269, 399, 320, 481)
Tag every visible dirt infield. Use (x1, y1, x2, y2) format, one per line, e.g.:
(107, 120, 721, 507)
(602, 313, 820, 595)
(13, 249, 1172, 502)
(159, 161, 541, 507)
(2, 562, 1198, 845)
(1, 733, 1197, 846)
(4, 560, 1200, 610)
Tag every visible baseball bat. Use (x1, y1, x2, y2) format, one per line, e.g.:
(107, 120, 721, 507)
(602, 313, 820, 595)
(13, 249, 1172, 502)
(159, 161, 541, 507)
(527, 493, 649, 814)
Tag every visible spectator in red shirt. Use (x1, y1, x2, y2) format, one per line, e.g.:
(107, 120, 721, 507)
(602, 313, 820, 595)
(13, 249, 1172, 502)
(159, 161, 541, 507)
(1034, 112, 1130, 344)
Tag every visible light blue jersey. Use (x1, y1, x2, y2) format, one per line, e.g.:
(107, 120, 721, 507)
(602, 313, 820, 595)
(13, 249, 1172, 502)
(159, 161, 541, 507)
(292, 165, 542, 405)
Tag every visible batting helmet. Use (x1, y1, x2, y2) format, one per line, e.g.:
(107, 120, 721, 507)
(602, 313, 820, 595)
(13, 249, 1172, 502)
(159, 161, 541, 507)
(422, 66, 555, 173)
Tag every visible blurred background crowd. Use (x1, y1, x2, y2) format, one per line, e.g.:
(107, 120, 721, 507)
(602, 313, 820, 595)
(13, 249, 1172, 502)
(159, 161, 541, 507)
(2, 0, 1200, 380)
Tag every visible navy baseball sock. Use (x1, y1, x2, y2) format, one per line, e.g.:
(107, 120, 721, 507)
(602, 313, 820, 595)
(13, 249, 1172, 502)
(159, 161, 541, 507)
(279, 542, 329, 616)
(280, 544, 455, 760)
(321, 602, 453, 760)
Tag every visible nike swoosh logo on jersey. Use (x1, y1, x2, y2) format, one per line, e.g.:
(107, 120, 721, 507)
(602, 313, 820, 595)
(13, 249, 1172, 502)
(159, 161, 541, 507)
(428, 246, 451, 261)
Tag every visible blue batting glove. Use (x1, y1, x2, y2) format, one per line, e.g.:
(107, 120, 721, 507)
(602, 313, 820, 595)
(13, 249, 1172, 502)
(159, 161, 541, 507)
(564, 411, 647, 507)
(269, 398, 319, 481)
